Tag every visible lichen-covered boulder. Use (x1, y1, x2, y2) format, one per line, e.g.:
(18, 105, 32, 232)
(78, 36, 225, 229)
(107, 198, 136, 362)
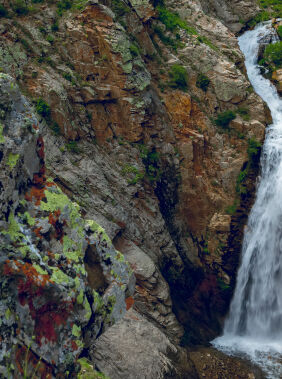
(0, 74, 134, 377)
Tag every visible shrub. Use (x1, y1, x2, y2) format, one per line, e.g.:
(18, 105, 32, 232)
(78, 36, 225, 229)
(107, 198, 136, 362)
(66, 141, 80, 154)
(153, 25, 182, 51)
(153, 0, 165, 6)
(0, 5, 8, 17)
(157, 6, 197, 34)
(263, 41, 282, 68)
(168, 64, 188, 90)
(196, 73, 210, 92)
(46, 35, 55, 44)
(57, 0, 72, 16)
(215, 110, 236, 128)
(51, 20, 59, 32)
(236, 168, 248, 194)
(247, 138, 261, 161)
(237, 107, 250, 121)
(36, 98, 51, 119)
(13, 0, 29, 15)
(278, 26, 282, 40)
(111, 0, 130, 17)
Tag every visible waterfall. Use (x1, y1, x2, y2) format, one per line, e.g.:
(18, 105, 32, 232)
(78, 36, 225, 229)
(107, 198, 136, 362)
(213, 22, 282, 378)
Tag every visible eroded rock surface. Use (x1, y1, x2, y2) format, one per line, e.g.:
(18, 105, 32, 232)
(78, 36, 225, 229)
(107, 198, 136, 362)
(0, 74, 134, 377)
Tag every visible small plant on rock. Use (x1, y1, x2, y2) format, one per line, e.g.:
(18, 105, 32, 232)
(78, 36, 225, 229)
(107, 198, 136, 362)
(168, 64, 188, 91)
(215, 110, 236, 129)
(36, 98, 51, 120)
(0, 5, 8, 17)
(263, 41, 282, 69)
(196, 73, 210, 92)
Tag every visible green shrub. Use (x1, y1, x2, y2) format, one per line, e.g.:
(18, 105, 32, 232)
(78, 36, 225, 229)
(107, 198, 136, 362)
(153, 25, 182, 51)
(0, 5, 8, 17)
(51, 20, 59, 32)
(197, 35, 218, 51)
(157, 6, 197, 35)
(215, 110, 236, 128)
(236, 168, 248, 194)
(225, 200, 239, 215)
(121, 164, 144, 185)
(57, 0, 72, 16)
(111, 0, 130, 17)
(278, 26, 282, 40)
(46, 35, 55, 44)
(36, 98, 51, 119)
(21, 39, 32, 53)
(237, 107, 250, 121)
(168, 64, 188, 90)
(196, 73, 210, 92)
(66, 141, 80, 153)
(13, 0, 29, 15)
(264, 41, 282, 68)
(247, 138, 261, 161)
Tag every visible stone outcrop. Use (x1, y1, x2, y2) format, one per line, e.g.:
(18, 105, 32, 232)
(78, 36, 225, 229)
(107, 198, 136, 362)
(0, 74, 134, 377)
(91, 309, 198, 379)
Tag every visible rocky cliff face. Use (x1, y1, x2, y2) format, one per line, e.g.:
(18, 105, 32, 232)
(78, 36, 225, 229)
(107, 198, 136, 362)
(0, 0, 273, 377)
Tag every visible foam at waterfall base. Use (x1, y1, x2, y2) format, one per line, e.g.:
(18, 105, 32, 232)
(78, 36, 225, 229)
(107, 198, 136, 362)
(213, 335, 282, 378)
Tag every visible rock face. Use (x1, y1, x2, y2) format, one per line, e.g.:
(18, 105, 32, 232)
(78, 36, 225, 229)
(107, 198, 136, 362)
(0, 74, 134, 377)
(0, 0, 272, 377)
(91, 309, 198, 379)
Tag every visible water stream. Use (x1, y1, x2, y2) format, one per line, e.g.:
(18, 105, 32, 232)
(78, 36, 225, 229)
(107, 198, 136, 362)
(213, 22, 282, 378)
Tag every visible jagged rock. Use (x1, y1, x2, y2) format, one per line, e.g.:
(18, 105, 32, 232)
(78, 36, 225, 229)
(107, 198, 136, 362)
(91, 309, 197, 379)
(0, 74, 134, 377)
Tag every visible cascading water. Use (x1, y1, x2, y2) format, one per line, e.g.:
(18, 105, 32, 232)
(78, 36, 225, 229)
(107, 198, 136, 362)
(213, 22, 282, 378)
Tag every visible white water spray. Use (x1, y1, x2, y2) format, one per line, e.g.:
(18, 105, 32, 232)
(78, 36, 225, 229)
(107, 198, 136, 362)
(213, 23, 282, 378)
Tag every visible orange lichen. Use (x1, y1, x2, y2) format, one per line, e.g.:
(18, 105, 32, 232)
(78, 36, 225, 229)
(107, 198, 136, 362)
(125, 296, 134, 311)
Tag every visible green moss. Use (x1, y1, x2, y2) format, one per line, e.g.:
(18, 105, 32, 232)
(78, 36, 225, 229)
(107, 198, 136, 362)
(33, 264, 48, 275)
(0, 124, 5, 143)
(7, 153, 19, 169)
(5, 308, 12, 320)
(40, 187, 82, 232)
(77, 290, 84, 305)
(2, 214, 24, 242)
(22, 211, 35, 226)
(50, 267, 73, 285)
(77, 358, 110, 379)
(86, 220, 111, 243)
(72, 324, 81, 338)
(92, 290, 104, 313)
(83, 297, 92, 321)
